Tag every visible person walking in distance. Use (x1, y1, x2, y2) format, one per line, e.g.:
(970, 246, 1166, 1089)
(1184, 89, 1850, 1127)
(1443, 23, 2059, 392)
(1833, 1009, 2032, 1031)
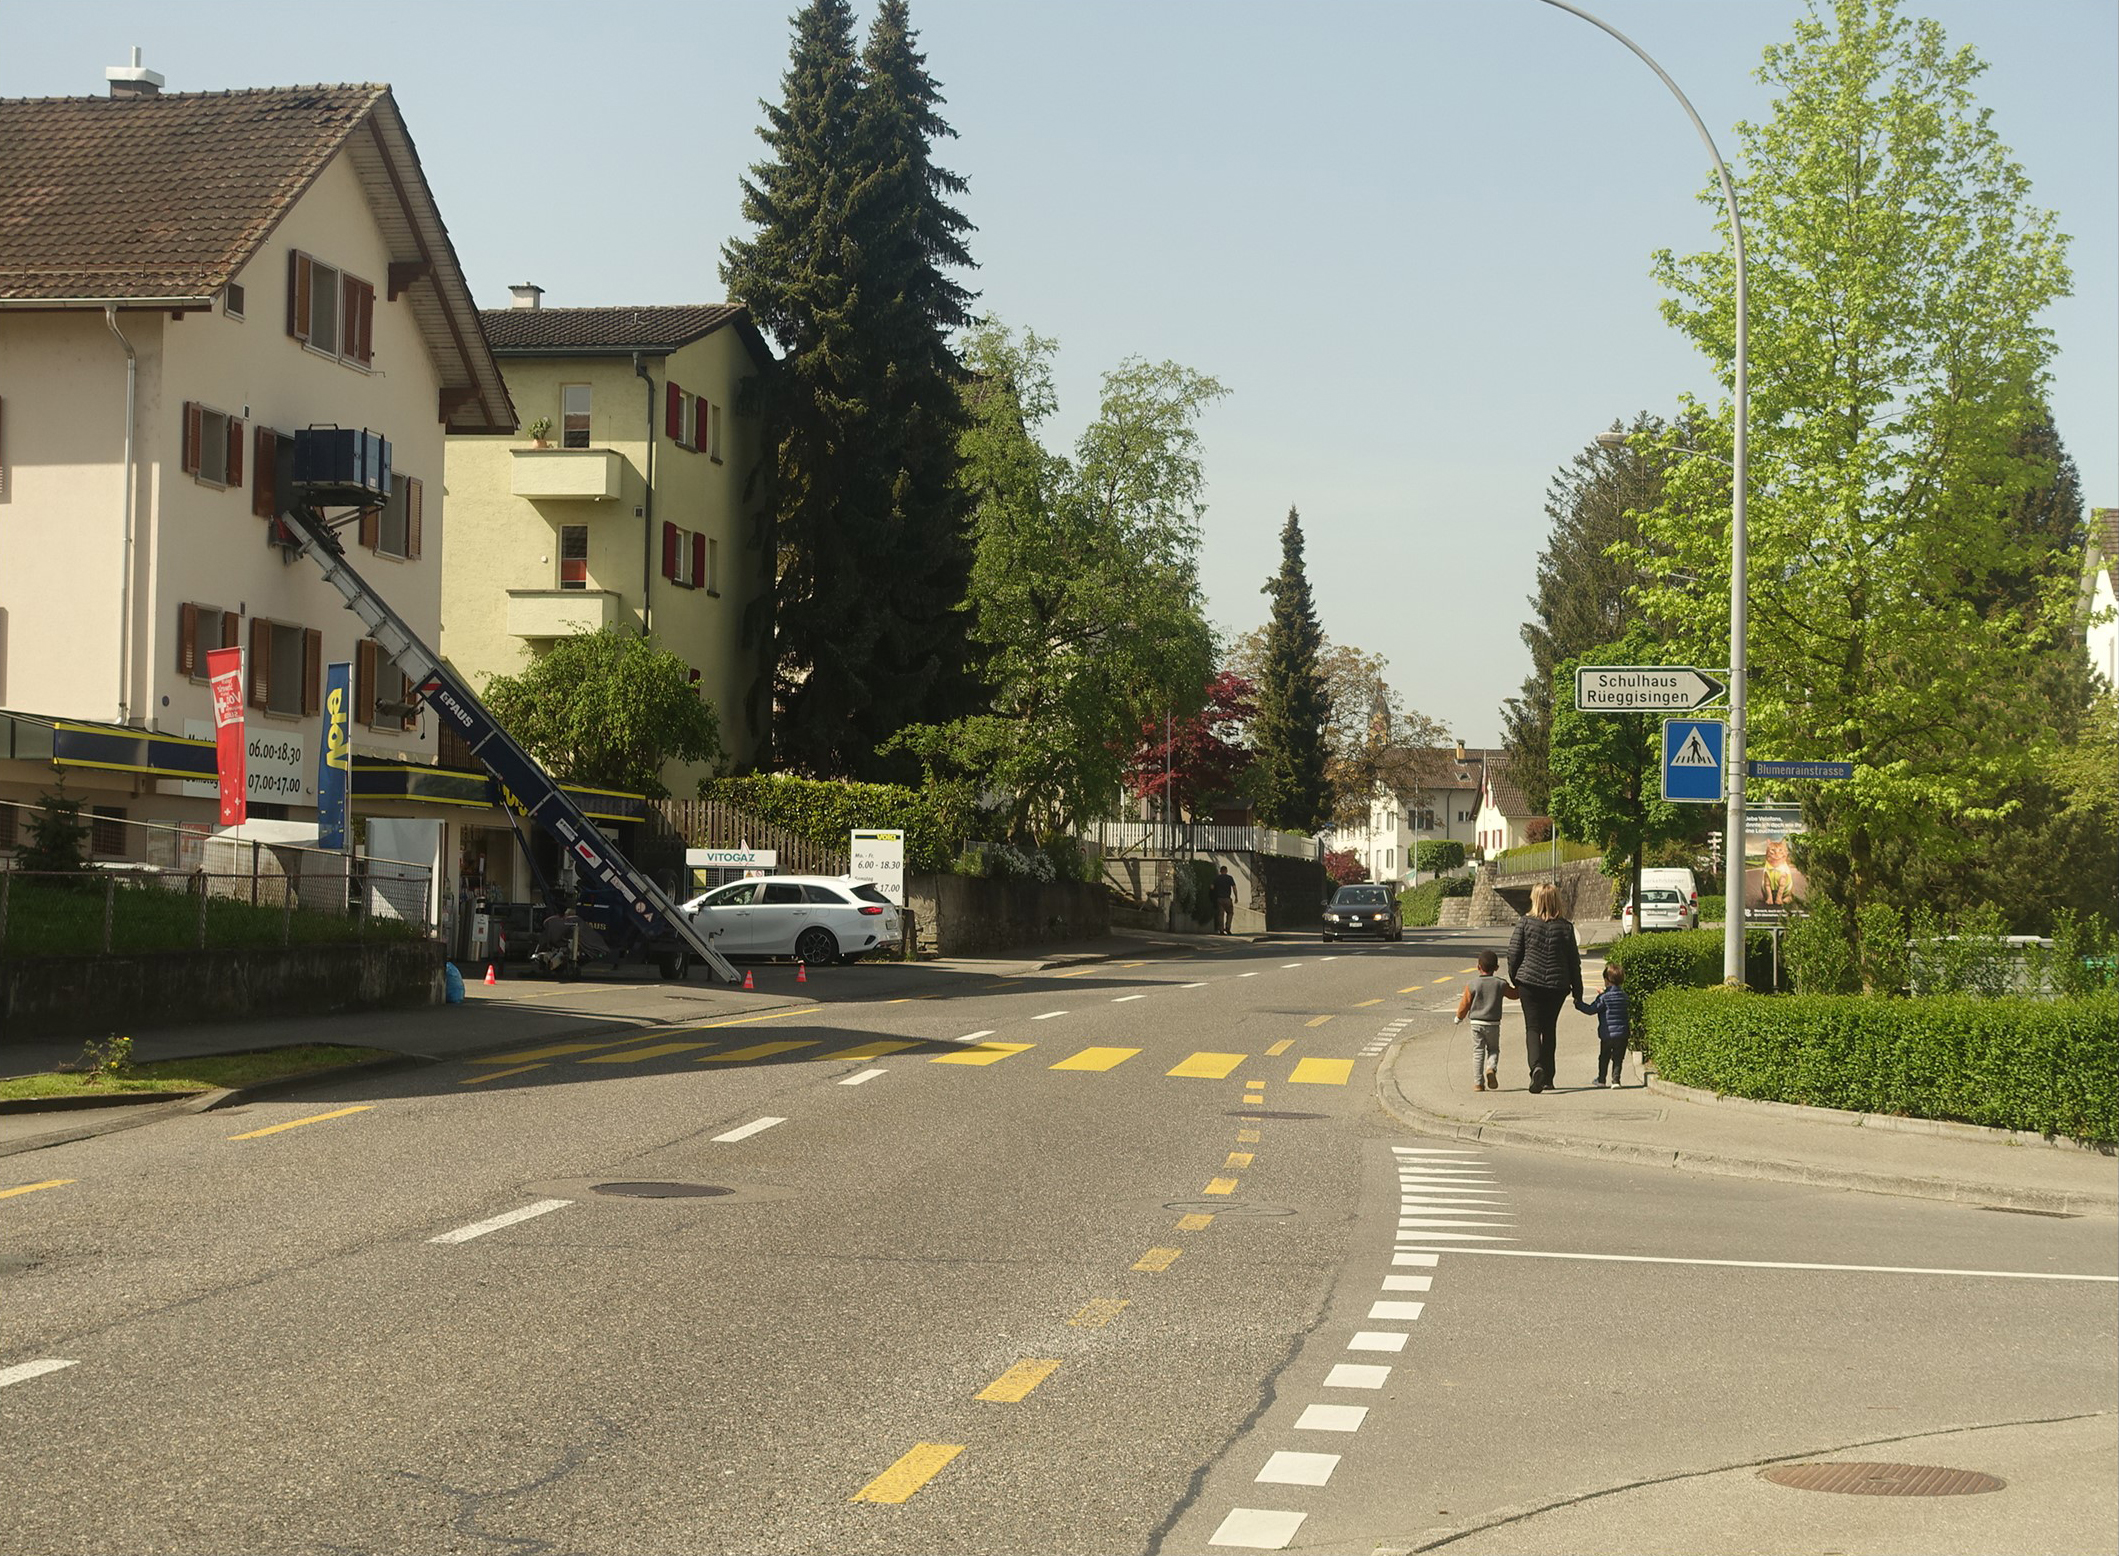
(1506, 881, 1583, 1094)
(1454, 948, 1518, 1091)
(1212, 864, 1238, 934)
(1576, 962, 1632, 1088)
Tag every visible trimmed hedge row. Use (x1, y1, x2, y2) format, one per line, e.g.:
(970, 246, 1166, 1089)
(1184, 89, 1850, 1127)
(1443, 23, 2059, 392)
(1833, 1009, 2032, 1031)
(1601, 928, 1779, 1020)
(1399, 874, 1473, 928)
(699, 774, 977, 874)
(1643, 988, 2119, 1143)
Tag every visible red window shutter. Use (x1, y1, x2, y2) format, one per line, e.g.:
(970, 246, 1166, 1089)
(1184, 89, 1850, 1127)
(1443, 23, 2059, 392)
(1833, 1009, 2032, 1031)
(666, 382, 682, 440)
(303, 628, 323, 717)
(356, 640, 378, 727)
(359, 500, 380, 551)
(691, 531, 706, 589)
(181, 402, 202, 476)
(287, 250, 311, 341)
(662, 521, 678, 580)
(405, 477, 423, 559)
(249, 616, 271, 709)
(226, 417, 244, 490)
(252, 427, 276, 518)
(178, 603, 199, 677)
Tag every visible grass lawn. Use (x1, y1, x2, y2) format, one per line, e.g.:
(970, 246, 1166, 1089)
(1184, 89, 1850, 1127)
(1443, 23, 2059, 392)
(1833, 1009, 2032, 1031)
(1, 876, 419, 956)
(0, 1044, 391, 1100)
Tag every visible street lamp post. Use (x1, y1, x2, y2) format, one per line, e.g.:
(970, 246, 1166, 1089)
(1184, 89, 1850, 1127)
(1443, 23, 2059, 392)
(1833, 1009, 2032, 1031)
(1542, 0, 1749, 985)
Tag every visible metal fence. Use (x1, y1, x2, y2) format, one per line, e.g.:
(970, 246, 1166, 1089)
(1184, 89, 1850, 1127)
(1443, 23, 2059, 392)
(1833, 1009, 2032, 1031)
(1093, 820, 1322, 861)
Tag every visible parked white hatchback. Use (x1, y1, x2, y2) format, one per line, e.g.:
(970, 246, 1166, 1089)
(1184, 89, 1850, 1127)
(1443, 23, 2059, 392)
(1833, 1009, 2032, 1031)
(680, 875, 902, 965)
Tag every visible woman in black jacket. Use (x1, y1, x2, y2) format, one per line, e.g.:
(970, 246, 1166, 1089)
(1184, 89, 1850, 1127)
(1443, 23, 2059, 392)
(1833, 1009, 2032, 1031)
(1506, 882, 1583, 1093)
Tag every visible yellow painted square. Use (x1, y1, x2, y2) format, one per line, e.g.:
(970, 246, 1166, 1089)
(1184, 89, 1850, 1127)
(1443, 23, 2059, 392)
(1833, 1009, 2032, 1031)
(823, 1039, 922, 1061)
(1050, 1046, 1140, 1072)
(1175, 1213, 1214, 1231)
(1289, 1057, 1355, 1085)
(931, 1042, 1034, 1067)
(1203, 1176, 1239, 1195)
(698, 1040, 817, 1063)
(579, 1041, 710, 1064)
(1167, 1051, 1245, 1079)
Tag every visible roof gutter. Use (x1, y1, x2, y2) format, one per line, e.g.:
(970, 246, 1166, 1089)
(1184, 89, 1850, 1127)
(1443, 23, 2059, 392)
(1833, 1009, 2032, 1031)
(103, 307, 139, 726)
(0, 296, 213, 310)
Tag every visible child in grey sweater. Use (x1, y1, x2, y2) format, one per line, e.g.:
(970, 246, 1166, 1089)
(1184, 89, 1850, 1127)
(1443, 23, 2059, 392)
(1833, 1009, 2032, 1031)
(1454, 949, 1518, 1091)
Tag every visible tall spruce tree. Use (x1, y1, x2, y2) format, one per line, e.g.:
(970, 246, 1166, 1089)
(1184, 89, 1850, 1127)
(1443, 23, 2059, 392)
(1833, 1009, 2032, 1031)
(722, 0, 978, 778)
(1252, 508, 1331, 833)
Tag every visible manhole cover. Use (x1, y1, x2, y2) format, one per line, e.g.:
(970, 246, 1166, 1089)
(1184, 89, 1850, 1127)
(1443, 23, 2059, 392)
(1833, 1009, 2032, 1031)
(1162, 1199, 1296, 1217)
(1226, 1110, 1325, 1120)
(1760, 1463, 2006, 1497)
(589, 1182, 733, 1199)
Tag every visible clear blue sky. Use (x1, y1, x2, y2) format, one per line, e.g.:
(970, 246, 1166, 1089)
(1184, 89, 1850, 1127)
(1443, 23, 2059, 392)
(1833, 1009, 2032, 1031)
(9, 1, 2113, 745)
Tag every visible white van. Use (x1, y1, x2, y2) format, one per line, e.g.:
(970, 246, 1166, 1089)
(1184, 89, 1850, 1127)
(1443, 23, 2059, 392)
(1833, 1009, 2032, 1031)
(1622, 867, 1701, 932)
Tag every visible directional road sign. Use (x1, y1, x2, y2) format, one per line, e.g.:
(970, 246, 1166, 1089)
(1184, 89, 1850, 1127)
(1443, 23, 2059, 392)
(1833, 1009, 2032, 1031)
(1748, 760, 1853, 781)
(1662, 718, 1726, 804)
(1576, 665, 1727, 712)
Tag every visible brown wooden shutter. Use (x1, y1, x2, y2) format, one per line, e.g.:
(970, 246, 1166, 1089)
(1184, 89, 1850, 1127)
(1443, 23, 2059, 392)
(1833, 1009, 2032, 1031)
(181, 402, 202, 475)
(252, 427, 277, 518)
(662, 521, 679, 579)
(303, 628, 323, 716)
(249, 616, 271, 709)
(353, 279, 375, 366)
(226, 417, 244, 489)
(359, 499, 380, 551)
(356, 640, 378, 727)
(178, 603, 198, 677)
(222, 611, 241, 649)
(287, 250, 311, 341)
(691, 531, 706, 589)
(405, 477, 423, 559)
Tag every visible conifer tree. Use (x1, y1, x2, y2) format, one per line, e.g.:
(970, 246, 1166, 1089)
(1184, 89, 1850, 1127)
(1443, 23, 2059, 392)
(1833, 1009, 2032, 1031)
(1251, 508, 1331, 833)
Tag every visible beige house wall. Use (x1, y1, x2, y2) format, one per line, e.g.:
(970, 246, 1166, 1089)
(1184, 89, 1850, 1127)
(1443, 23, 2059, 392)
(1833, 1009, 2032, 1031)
(442, 324, 764, 794)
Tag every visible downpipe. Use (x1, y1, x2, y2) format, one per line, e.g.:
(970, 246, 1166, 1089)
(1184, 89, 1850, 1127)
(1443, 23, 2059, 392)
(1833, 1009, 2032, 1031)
(104, 306, 138, 724)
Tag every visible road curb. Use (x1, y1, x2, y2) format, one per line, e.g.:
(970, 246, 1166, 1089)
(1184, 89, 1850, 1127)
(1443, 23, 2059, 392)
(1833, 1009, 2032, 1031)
(1645, 1074, 2116, 1156)
(1373, 1043, 2118, 1218)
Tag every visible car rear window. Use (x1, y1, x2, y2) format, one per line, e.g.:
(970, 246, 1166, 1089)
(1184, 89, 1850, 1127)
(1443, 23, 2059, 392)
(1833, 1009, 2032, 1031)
(802, 884, 849, 904)
(1644, 890, 1681, 905)
(849, 883, 893, 905)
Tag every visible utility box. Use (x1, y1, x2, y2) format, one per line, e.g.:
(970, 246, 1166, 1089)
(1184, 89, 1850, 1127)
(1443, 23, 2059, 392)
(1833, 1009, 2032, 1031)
(292, 426, 392, 503)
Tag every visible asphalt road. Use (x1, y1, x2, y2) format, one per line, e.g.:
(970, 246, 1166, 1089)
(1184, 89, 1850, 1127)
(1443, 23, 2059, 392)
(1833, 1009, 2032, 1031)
(3, 930, 2113, 1555)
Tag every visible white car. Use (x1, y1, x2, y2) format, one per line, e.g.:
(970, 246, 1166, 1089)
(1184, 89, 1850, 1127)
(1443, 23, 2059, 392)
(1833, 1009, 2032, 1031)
(681, 875, 902, 965)
(1622, 886, 1699, 933)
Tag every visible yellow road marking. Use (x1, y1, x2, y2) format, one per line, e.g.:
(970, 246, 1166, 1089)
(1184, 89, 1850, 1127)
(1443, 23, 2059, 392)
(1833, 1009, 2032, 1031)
(1050, 1046, 1139, 1072)
(1204, 1176, 1239, 1196)
(1175, 1212, 1214, 1231)
(988, 978, 1025, 987)
(1224, 1151, 1253, 1169)
(886, 997, 914, 1004)
(1069, 1298, 1129, 1328)
(1352, 997, 1384, 1008)
(1289, 1058, 1355, 1086)
(1305, 1015, 1334, 1028)
(1236, 1128, 1261, 1143)
(1133, 1247, 1182, 1272)
(0, 1179, 74, 1201)
(931, 1042, 1034, 1067)
(1049, 967, 1095, 979)
(1430, 978, 1456, 986)
(1117, 961, 1146, 969)
(698, 1039, 816, 1063)
(681, 1009, 807, 1032)
(1264, 1039, 1292, 1056)
(975, 1359, 1061, 1402)
(1167, 1051, 1245, 1079)
(579, 1041, 711, 1064)
(227, 1105, 372, 1141)
(473, 1040, 619, 1064)
(851, 1442, 965, 1503)
(1461, 965, 1482, 973)
(460, 1063, 546, 1085)
(1399, 984, 1425, 994)
(823, 1038, 922, 1061)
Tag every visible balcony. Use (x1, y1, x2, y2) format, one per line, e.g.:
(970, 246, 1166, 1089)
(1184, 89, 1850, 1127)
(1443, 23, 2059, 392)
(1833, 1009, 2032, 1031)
(507, 588, 621, 640)
(510, 447, 624, 501)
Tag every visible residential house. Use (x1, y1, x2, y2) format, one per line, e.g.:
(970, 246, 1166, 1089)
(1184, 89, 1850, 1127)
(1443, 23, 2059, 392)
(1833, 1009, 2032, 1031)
(1473, 759, 1536, 857)
(2086, 507, 2117, 692)
(440, 294, 772, 819)
(1329, 746, 1499, 884)
(0, 63, 532, 935)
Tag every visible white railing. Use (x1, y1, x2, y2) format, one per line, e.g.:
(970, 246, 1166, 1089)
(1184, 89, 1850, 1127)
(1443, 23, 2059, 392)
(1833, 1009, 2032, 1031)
(1092, 820, 1322, 862)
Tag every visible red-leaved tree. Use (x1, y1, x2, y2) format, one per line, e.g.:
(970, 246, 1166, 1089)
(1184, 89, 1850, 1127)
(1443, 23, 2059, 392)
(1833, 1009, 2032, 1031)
(1324, 848, 1370, 885)
(1127, 672, 1259, 822)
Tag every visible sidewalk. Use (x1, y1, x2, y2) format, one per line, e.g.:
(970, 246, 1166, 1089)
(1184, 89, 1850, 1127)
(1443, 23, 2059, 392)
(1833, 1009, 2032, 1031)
(1379, 1009, 2118, 1218)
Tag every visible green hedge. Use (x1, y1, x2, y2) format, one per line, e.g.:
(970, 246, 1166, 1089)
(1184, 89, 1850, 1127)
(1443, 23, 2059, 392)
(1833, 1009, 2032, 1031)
(699, 774, 977, 874)
(1413, 840, 1466, 873)
(1399, 877, 1467, 928)
(1602, 927, 1780, 1035)
(1491, 837, 1601, 875)
(1643, 988, 2119, 1143)
(1698, 893, 1726, 923)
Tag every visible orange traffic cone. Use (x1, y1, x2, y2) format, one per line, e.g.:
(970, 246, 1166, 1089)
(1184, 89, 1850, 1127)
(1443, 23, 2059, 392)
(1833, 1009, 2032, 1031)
(742, 968, 754, 991)
(484, 964, 497, 986)
(796, 961, 808, 985)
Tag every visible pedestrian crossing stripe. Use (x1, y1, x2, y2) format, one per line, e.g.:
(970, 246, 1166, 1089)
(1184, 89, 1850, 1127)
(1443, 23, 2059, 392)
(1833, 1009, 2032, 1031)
(931, 1042, 1034, 1067)
(698, 1040, 816, 1063)
(1167, 1051, 1246, 1079)
(531, 1037, 1358, 1086)
(1050, 1046, 1140, 1071)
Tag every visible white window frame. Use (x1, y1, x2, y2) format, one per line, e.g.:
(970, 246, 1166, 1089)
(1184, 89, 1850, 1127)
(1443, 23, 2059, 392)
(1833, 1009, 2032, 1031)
(672, 526, 699, 588)
(222, 282, 245, 320)
(196, 405, 232, 487)
(377, 474, 412, 559)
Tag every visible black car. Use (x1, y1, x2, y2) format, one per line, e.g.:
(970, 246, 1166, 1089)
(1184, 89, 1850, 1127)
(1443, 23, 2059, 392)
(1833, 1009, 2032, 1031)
(1323, 884, 1402, 941)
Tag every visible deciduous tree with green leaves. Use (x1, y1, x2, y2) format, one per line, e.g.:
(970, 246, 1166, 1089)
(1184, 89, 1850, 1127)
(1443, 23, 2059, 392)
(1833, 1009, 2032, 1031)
(1631, 0, 2076, 947)
(482, 628, 723, 800)
(1250, 509, 1331, 834)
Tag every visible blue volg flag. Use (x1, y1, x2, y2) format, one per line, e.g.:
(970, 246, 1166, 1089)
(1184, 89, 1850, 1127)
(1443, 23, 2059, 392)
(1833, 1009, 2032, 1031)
(318, 662, 353, 850)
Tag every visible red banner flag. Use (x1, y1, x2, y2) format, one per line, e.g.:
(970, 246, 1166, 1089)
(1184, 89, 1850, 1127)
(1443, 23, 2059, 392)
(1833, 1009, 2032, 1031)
(205, 646, 247, 826)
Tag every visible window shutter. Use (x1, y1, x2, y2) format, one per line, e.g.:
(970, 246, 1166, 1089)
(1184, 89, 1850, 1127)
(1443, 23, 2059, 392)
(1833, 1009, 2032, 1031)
(178, 603, 199, 677)
(405, 477, 423, 559)
(222, 611, 241, 649)
(665, 382, 682, 440)
(359, 501, 380, 550)
(356, 640, 378, 726)
(691, 531, 706, 589)
(662, 521, 678, 580)
(252, 427, 277, 518)
(352, 279, 375, 366)
(249, 616, 271, 709)
(287, 250, 311, 341)
(303, 628, 323, 717)
(226, 417, 244, 490)
(181, 402, 202, 476)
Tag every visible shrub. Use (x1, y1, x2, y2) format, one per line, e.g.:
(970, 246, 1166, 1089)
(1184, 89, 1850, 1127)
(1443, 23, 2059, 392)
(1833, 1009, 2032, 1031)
(1400, 880, 1445, 928)
(1440, 874, 1473, 898)
(1785, 901, 1859, 994)
(700, 774, 977, 874)
(1697, 893, 1726, 923)
(1172, 859, 1217, 923)
(1413, 840, 1466, 873)
(1604, 926, 1779, 1038)
(1325, 848, 1368, 885)
(1642, 987, 2119, 1143)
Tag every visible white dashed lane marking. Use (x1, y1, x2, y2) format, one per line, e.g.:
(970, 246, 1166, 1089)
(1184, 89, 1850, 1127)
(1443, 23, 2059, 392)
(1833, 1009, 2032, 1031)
(1294, 1403, 1368, 1432)
(711, 1117, 786, 1143)
(1257, 1450, 1339, 1486)
(839, 1069, 887, 1086)
(0, 1358, 77, 1389)
(430, 1198, 573, 1246)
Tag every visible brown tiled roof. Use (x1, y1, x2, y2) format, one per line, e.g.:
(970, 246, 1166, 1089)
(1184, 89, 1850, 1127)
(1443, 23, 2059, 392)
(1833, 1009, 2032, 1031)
(2095, 508, 2119, 593)
(480, 304, 748, 353)
(0, 85, 385, 300)
(1482, 760, 1530, 820)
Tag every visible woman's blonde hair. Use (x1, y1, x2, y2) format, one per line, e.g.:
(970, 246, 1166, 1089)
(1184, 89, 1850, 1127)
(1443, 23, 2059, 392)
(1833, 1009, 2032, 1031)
(1530, 882, 1564, 919)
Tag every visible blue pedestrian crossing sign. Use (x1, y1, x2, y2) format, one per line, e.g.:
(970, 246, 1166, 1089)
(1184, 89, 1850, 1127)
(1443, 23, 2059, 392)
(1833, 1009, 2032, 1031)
(1662, 719, 1726, 804)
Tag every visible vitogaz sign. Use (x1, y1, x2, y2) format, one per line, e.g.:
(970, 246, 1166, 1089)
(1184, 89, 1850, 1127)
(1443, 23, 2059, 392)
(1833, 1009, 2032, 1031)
(851, 829, 905, 906)
(1575, 665, 1727, 713)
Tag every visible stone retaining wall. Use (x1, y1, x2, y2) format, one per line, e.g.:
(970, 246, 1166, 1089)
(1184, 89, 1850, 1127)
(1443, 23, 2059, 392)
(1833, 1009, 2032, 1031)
(904, 875, 1111, 956)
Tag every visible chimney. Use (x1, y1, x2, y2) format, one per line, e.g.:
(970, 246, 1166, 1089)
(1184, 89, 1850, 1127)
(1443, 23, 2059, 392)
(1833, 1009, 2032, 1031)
(106, 46, 165, 98)
(509, 284, 544, 310)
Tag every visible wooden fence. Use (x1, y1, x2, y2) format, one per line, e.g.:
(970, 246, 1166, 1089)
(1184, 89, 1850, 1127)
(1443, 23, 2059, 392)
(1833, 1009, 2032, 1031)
(651, 799, 850, 876)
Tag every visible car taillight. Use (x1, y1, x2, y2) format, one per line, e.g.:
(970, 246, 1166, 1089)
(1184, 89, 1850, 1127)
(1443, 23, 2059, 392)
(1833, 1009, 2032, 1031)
(859, 905, 885, 915)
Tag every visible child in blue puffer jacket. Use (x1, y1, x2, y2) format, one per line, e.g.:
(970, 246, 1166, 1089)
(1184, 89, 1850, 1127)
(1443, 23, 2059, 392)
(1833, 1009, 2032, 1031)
(1575, 963, 1632, 1088)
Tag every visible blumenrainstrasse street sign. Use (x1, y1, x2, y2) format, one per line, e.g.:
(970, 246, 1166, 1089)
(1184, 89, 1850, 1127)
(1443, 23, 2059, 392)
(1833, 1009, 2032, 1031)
(1575, 665, 1728, 713)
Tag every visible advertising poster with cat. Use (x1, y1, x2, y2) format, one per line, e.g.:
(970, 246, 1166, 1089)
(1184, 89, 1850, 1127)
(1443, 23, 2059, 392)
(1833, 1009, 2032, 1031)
(1743, 805, 1807, 912)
